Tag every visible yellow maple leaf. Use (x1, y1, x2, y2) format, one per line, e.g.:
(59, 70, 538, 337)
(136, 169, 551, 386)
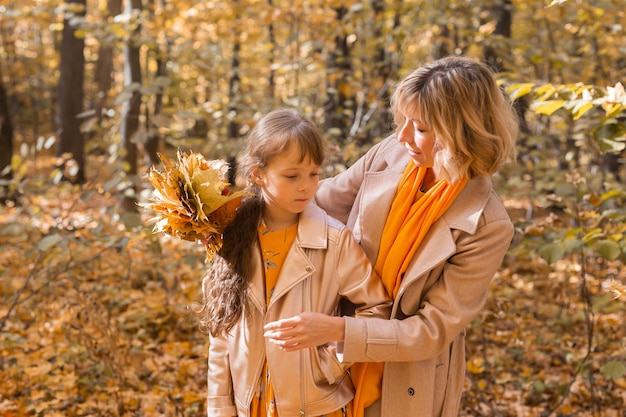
(141, 150, 249, 262)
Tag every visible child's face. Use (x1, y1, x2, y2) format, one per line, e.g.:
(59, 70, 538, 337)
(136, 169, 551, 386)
(257, 144, 321, 224)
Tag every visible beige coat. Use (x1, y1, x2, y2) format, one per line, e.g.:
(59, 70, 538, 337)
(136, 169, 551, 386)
(315, 135, 514, 417)
(207, 203, 392, 417)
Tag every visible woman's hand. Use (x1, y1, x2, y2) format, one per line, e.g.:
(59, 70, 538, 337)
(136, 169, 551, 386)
(264, 312, 346, 351)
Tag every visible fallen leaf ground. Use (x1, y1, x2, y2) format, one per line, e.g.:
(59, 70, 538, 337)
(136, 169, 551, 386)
(0, 156, 624, 416)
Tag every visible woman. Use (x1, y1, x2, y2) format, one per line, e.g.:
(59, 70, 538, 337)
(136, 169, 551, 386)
(264, 56, 519, 417)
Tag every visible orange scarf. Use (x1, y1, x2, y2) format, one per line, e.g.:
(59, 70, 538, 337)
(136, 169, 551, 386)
(351, 162, 468, 417)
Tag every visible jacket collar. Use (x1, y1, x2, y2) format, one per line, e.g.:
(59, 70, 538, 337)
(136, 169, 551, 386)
(368, 137, 496, 298)
(248, 203, 328, 312)
(296, 203, 329, 249)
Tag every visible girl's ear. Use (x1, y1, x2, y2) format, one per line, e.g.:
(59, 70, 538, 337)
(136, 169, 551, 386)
(250, 168, 264, 186)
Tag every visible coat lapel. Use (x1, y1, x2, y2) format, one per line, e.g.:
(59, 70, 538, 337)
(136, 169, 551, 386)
(393, 177, 494, 306)
(248, 249, 267, 313)
(267, 204, 326, 306)
(356, 142, 410, 264)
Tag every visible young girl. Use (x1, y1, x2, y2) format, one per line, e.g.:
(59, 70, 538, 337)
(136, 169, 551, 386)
(198, 108, 391, 417)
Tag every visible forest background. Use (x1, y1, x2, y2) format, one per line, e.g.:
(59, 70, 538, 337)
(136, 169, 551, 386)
(0, 0, 625, 416)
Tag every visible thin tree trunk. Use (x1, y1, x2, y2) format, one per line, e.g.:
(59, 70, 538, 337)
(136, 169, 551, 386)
(93, 0, 123, 124)
(267, 0, 276, 100)
(55, 0, 86, 184)
(0, 71, 14, 203)
(143, 0, 164, 166)
(482, 0, 529, 134)
(120, 0, 142, 212)
(227, 1, 241, 140)
(324, 6, 354, 144)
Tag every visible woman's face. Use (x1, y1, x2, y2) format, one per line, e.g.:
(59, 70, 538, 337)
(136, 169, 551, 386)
(396, 111, 437, 167)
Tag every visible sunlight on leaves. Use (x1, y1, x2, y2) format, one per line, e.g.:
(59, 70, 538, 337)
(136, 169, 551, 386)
(533, 100, 566, 116)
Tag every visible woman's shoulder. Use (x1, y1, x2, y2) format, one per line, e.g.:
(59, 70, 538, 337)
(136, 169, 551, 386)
(445, 176, 512, 233)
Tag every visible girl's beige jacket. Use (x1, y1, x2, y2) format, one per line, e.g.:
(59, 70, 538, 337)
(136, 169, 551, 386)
(315, 135, 515, 417)
(206, 203, 392, 417)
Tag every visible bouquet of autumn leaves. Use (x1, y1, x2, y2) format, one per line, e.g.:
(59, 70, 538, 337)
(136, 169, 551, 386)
(141, 150, 247, 262)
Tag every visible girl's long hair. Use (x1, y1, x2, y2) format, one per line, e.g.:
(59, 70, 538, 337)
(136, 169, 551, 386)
(197, 108, 324, 336)
(198, 191, 262, 337)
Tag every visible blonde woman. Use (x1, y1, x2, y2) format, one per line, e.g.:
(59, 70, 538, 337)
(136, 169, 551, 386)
(264, 56, 519, 417)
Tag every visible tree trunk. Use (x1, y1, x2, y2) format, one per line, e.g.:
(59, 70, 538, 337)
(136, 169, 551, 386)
(482, 0, 529, 135)
(267, 0, 276, 100)
(0, 72, 14, 204)
(358, 0, 400, 144)
(55, 0, 86, 184)
(227, 1, 241, 140)
(143, 0, 164, 166)
(120, 0, 142, 213)
(93, 0, 123, 124)
(324, 6, 354, 144)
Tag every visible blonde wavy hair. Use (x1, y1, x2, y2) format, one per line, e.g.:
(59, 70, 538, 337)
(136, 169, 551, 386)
(391, 56, 519, 183)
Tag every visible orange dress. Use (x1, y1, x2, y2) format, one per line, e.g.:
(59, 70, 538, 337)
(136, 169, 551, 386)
(251, 222, 351, 417)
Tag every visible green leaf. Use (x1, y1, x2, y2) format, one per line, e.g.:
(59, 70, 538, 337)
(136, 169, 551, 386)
(600, 361, 626, 380)
(37, 234, 62, 252)
(598, 137, 626, 153)
(596, 239, 621, 260)
(538, 243, 565, 264)
(533, 100, 565, 116)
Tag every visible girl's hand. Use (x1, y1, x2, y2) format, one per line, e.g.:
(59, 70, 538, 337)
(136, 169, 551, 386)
(264, 312, 345, 351)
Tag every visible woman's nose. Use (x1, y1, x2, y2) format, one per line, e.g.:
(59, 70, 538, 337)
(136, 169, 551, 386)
(397, 120, 413, 144)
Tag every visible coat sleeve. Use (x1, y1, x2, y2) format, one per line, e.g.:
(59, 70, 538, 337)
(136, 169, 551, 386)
(334, 225, 392, 320)
(341, 215, 514, 363)
(315, 136, 392, 224)
(207, 333, 237, 417)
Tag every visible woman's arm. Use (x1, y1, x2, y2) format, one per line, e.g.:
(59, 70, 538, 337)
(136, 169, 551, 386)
(265, 225, 392, 351)
(266, 216, 513, 361)
(315, 136, 393, 223)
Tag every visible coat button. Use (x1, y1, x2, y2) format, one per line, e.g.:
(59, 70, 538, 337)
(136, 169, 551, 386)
(306, 266, 313, 272)
(408, 387, 415, 396)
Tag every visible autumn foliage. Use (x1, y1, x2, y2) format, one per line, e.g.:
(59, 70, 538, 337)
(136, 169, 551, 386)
(1, 151, 624, 416)
(141, 150, 247, 262)
(1, 0, 625, 415)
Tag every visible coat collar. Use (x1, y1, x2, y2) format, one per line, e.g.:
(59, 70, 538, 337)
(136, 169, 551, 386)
(375, 136, 493, 234)
(296, 203, 329, 249)
(398, 177, 494, 298)
(248, 203, 328, 312)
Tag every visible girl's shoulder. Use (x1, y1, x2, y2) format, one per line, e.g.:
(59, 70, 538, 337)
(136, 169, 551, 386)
(298, 204, 350, 246)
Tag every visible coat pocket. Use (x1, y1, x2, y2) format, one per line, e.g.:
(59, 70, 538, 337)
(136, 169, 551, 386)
(363, 319, 397, 362)
(364, 338, 397, 362)
(311, 343, 348, 385)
